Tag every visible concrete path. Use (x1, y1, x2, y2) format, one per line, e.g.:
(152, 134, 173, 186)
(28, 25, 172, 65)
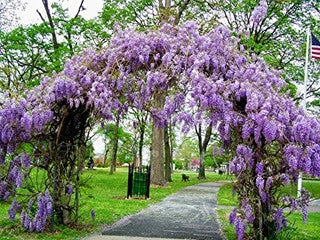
(84, 182, 225, 240)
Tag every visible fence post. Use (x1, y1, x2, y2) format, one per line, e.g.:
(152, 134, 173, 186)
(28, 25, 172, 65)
(145, 165, 151, 199)
(127, 163, 133, 198)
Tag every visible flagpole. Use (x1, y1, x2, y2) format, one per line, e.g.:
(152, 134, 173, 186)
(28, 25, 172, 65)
(298, 27, 310, 197)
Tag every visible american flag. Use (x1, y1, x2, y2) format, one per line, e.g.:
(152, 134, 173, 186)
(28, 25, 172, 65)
(311, 33, 320, 60)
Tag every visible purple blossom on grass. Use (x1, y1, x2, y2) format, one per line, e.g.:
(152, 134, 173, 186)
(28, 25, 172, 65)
(91, 210, 96, 221)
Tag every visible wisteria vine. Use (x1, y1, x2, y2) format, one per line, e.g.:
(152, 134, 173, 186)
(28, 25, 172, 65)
(0, 5, 319, 238)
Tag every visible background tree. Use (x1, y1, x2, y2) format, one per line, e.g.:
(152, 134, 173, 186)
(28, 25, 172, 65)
(0, 0, 109, 94)
(175, 137, 198, 169)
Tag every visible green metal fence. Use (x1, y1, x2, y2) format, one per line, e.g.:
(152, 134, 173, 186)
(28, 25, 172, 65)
(127, 164, 151, 199)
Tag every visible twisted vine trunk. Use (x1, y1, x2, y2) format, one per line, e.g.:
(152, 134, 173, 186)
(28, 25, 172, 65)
(52, 103, 90, 225)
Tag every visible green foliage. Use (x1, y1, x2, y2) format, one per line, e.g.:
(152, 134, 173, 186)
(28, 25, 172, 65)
(95, 122, 136, 164)
(173, 160, 183, 170)
(175, 137, 198, 168)
(0, 2, 109, 93)
(96, 163, 108, 168)
(101, 0, 156, 31)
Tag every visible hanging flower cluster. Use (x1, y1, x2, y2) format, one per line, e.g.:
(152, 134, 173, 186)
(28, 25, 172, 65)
(21, 190, 53, 232)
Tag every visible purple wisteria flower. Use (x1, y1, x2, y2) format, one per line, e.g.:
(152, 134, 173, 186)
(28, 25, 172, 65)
(251, 0, 268, 27)
(8, 199, 21, 221)
(275, 208, 283, 232)
(20, 190, 53, 232)
(91, 210, 96, 221)
(66, 184, 73, 196)
(235, 217, 246, 240)
(229, 207, 237, 224)
(255, 162, 264, 176)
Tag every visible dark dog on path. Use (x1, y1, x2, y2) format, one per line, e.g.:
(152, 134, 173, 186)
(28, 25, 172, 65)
(181, 173, 190, 182)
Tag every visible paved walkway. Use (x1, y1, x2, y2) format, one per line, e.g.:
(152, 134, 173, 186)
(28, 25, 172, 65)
(84, 182, 225, 240)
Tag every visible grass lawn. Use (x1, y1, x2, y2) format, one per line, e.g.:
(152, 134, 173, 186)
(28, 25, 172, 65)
(218, 180, 320, 206)
(218, 210, 320, 240)
(0, 168, 231, 240)
(217, 180, 320, 239)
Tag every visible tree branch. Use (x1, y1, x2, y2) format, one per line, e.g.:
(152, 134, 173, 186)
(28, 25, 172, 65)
(74, 0, 85, 19)
(175, 0, 191, 25)
(36, 9, 46, 23)
(41, 0, 59, 50)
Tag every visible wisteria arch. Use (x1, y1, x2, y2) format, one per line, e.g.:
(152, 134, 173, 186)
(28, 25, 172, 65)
(0, 20, 320, 239)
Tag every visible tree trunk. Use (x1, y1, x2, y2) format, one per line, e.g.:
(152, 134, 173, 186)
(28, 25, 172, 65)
(196, 123, 213, 179)
(103, 148, 109, 165)
(138, 125, 145, 170)
(164, 126, 172, 182)
(52, 104, 90, 225)
(169, 120, 174, 173)
(151, 122, 166, 185)
(110, 114, 120, 175)
(199, 148, 205, 179)
(150, 92, 166, 186)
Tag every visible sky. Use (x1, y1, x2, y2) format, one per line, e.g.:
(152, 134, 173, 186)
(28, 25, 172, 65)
(17, 0, 104, 27)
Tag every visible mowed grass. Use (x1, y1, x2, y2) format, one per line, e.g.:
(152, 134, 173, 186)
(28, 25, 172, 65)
(0, 168, 231, 240)
(218, 210, 320, 240)
(218, 180, 320, 206)
(217, 180, 320, 239)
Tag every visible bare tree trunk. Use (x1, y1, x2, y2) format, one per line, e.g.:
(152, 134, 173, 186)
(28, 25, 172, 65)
(164, 126, 172, 182)
(150, 92, 166, 186)
(110, 114, 120, 175)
